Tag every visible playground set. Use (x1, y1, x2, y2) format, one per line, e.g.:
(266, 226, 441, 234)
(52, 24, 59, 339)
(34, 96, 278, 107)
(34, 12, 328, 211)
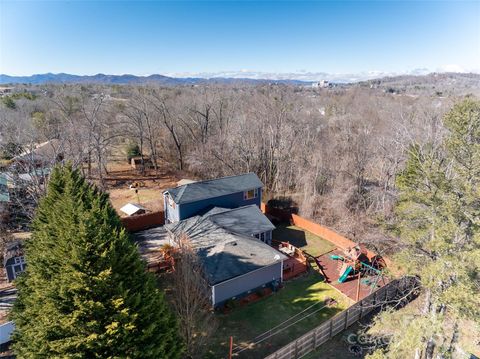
(267, 212, 388, 302)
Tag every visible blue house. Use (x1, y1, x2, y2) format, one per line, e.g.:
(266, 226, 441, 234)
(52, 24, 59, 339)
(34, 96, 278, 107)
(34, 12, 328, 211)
(163, 173, 263, 223)
(135, 205, 285, 307)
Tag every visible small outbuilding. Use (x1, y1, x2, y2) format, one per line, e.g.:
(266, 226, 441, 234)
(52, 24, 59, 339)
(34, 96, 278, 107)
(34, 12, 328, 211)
(4, 241, 26, 282)
(130, 156, 154, 170)
(120, 203, 147, 216)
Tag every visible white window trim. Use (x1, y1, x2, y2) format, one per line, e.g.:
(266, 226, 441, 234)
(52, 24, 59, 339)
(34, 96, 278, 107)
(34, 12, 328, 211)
(244, 188, 259, 200)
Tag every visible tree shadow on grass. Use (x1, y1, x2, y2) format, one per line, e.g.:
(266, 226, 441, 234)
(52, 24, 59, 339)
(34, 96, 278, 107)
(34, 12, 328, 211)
(273, 224, 307, 248)
(212, 273, 347, 358)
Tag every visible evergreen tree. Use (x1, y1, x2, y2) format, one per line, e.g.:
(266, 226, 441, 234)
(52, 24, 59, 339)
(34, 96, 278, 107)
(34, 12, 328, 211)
(11, 165, 183, 358)
(367, 100, 480, 358)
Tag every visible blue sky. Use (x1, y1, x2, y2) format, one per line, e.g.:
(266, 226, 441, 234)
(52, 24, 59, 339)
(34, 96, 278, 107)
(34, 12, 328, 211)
(1, 1, 479, 79)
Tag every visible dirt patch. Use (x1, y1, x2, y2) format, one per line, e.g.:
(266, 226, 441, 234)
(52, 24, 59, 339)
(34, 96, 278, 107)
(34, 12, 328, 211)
(103, 161, 181, 216)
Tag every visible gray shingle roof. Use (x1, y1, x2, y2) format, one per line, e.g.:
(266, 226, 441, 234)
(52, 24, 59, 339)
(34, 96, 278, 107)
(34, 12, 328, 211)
(3, 241, 24, 265)
(134, 206, 284, 285)
(165, 215, 285, 285)
(164, 173, 263, 204)
(204, 205, 275, 236)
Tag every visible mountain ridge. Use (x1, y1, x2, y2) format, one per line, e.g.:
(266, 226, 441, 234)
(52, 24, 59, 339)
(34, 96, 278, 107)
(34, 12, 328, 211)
(1, 72, 479, 87)
(0, 72, 313, 86)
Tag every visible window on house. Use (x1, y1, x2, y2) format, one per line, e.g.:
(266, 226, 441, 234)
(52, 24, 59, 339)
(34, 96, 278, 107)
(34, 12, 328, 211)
(14, 256, 25, 264)
(260, 232, 265, 242)
(168, 195, 176, 209)
(244, 188, 258, 200)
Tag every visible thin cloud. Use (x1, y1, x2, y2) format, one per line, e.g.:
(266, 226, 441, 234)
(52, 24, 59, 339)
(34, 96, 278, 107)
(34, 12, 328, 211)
(163, 67, 478, 83)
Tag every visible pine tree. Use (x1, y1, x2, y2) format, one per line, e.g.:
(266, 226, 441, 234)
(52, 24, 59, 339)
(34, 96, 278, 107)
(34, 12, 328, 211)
(10, 165, 184, 358)
(367, 100, 480, 358)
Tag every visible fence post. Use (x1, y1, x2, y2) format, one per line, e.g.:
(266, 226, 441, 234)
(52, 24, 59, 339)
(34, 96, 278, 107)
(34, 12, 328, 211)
(313, 328, 318, 348)
(359, 298, 363, 318)
(294, 339, 299, 358)
(345, 309, 349, 329)
(329, 319, 333, 338)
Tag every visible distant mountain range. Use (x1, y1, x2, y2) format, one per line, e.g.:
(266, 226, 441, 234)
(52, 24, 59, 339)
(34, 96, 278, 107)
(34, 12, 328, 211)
(1, 72, 479, 88)
(0, 73, 313, 86)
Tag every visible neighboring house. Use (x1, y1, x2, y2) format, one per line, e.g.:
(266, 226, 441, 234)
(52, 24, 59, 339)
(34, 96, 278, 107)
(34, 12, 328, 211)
(135, 205, 285, 307)
(0, 87, 13, 96)
(120, 203, 147, 216)
(163, 173, 263, 223)
(12, 139, 64, 169)
(3, 241, 26, 282)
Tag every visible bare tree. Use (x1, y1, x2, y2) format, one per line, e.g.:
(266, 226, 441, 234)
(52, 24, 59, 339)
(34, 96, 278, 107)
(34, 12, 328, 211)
(169, 233, 217, 358)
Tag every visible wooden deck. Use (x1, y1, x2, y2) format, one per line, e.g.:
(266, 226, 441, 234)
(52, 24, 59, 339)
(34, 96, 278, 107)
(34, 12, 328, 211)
(316, 249, 388, 301)
(282, 256, 308, 281)
(274, 241, 309, 281)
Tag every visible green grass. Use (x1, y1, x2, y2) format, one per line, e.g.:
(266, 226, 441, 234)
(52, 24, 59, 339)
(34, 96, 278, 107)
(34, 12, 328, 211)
(273, 224, 336, 257)
(208, 273, 349, 358)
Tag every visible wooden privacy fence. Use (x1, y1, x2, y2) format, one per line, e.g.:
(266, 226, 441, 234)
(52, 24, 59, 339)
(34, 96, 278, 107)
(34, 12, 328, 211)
(264, 277, 418, 359)
(262, 203, 391, 266)
(121, 210, 164, 232)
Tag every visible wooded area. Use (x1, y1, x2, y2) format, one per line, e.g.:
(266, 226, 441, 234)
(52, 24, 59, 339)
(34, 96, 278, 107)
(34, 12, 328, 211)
(1, 77, 479, 358)
(1, 78, 472, 252)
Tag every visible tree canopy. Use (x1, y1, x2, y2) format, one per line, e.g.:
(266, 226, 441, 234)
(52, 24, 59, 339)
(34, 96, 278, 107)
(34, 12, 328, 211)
(367, 99, 480, 358)
(11, 165, 184, 358)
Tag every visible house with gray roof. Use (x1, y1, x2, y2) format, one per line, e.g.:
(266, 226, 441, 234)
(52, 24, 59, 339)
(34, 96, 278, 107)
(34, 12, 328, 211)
(134, 205, 285, 307)
(163, 173, 263, 223)
(4, 241, 26, 282)
(203, 205, 275, 244)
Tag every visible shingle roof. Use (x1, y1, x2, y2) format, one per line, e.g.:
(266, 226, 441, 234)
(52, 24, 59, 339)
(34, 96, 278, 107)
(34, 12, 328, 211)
(204, 205, 275, 236)
(134, 206, 284, 285)
(164, 215, 285, 285)
(3, 241, 24, 266)
(164, 173, 263, 204)
(120, 203, 146, 216)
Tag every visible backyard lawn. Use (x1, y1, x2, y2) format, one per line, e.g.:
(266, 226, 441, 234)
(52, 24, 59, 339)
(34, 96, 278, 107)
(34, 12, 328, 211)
(208, 273, 349, 358)
(273, 224, 336, 257)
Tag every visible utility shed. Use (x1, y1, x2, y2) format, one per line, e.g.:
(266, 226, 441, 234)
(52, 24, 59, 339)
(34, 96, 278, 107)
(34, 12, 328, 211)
(4, 241, 26, 282)
(120, 203, 146, 216)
